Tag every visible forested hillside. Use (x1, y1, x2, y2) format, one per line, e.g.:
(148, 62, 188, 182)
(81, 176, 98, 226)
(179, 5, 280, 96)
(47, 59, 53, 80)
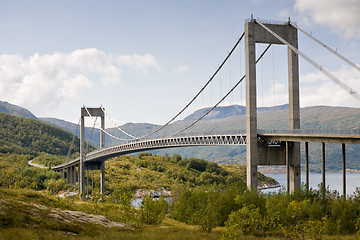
(0, 113, 80, 155)
(104, 153, 278, 193)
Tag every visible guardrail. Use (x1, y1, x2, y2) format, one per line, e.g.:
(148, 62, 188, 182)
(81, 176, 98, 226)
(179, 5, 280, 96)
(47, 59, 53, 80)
(258, 129, 360, 136)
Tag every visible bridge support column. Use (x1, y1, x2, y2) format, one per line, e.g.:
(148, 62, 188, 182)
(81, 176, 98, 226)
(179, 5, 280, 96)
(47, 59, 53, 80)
(76, 165, 79, 191)
(100, 112, 105, 195)
(245, 18, 258, 189)
(305, 142, 309, 192)
(67, 167, 72, 184)
(342, 143, 346, 198)
(80, 107, 106, 196)
(100, 161, 105, 194)
(321, 142, 326, 195)
(244, 19, 300, 191)
(288, 23, 301, 193)
(86, 168, 89, 197)
(80, 113, 85, 195)
(92, 170, 94, 193)
(286, 141, 290, 193)
(72, 165, 75, 186)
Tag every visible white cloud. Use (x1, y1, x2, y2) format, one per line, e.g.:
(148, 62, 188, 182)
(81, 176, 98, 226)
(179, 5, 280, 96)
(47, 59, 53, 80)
(0, 49, 162, 115)
(252, 66, 360, 108)
(259, 82, 289, 107)
(117, 53, 160, 73)
(300, 66, 360, 107)
(299, 71, 328, 83)
(295, 0, 360, 39)
(65, 48, 122, 85)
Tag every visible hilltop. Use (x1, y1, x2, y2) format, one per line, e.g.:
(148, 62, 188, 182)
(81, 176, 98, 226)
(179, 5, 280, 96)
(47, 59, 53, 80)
(0, 101, 37, 119)
(184, 104, 289, 121)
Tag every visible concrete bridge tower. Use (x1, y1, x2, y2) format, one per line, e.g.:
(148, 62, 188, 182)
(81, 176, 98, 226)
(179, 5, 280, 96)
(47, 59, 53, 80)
(245, 18, 300, 192)
(80, 107, 105, 195)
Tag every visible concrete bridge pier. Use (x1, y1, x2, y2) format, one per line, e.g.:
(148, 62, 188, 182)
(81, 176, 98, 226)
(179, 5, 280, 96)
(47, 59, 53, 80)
(304, 142, 347, 198)
(66, 166, 72, 185)
(100, 161, 105, 194)
(305, 142, 309, 192)
(342, 143, 346, 198)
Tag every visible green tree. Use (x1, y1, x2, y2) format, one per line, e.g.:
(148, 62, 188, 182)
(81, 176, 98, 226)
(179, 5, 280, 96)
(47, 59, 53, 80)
(223, 204, 266, 238)
(139, 195, 168, 224)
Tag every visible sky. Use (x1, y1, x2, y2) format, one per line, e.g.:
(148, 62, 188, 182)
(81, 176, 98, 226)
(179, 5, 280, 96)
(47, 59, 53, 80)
(0, 0, 360, 127)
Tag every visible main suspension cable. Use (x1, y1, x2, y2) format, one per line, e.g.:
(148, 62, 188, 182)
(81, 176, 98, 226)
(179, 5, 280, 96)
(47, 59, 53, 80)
(83, 106, 134, 142)
(100, 106, 136, 139)
(66, 118, 81, 161)
(172, 44, 272, 136)
(256, 20, 360, 102)
(136, 32, 245, 139)
(290, 22, 360, 73)
(85, 116, 98, 154)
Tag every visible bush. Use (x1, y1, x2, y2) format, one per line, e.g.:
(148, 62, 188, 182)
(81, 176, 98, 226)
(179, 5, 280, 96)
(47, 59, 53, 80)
(46, 178, 66, 193)
(139, 195, 168, 224)
(186, 158, 208, 172)
(223, 204, 267, 238)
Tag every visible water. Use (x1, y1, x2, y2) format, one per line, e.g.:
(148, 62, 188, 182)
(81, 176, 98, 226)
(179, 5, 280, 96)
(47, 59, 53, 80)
(131, 197, 171, 208)
(263, 173, 360, 196)
(131, 173, 360, 207)
(131, 198, 143, 208)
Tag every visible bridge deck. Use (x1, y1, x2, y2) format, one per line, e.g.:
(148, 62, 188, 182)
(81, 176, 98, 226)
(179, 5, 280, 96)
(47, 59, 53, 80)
(259, 129, 360, 144)
(51, 130, 360, 170)
(51, 134, 247, 170)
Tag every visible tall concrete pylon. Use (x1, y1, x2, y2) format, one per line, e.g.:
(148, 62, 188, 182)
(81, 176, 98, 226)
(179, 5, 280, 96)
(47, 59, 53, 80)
(80, 107, 105, 195)
(245, 18, 300, 192)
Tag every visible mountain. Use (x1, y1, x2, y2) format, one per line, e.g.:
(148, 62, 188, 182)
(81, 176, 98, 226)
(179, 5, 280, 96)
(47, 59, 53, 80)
(0, 113, 80, 155)
(151, 105, 360, 171)
(0, 101, 37, 119)
(184, 104, 289, 121)
(1, 100, 360, 171)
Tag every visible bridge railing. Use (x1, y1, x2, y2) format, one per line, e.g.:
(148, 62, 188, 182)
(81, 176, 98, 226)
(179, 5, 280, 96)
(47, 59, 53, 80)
(85, 131, 248, 156)
(174, 130, 247, 138)
(118, 130, 247, 144)
(258, 129, 360, 136)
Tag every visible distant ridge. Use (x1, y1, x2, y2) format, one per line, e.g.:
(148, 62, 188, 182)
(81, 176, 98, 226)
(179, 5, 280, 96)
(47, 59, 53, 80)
(184, 104, 289, 121)
(1, 100, 360, 171)
(0, 101, 37, 119)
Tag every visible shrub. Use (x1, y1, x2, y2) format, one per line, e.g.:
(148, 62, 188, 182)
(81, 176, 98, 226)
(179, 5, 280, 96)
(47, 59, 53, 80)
(223, 204, 266, 238)
(186, 158, 208, 172)
(139, 195, 168, 224)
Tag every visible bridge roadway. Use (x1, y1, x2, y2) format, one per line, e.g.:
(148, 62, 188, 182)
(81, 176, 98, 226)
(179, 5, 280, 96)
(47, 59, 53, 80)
(52, 129, 360, 171)
(52, 133, 247, 170)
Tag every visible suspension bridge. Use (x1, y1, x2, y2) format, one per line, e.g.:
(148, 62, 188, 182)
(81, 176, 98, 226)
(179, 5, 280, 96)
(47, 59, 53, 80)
(50, 17, 360, 197)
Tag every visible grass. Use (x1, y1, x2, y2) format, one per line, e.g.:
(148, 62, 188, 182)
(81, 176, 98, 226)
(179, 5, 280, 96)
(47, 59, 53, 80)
(0, 188, 358, 240)
(0, 187, 222, 240)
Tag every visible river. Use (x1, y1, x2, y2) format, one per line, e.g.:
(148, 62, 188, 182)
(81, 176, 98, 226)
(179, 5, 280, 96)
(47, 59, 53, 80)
(132, 173, 360, 207)
(263, 173, 360, 196)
